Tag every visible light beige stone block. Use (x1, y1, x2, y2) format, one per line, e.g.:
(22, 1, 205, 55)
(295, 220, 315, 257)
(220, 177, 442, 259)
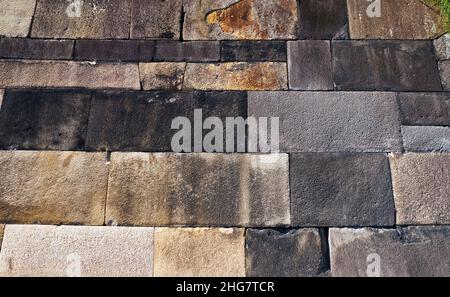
(0, 0, 36, 37)
(139, 63, 186, 90)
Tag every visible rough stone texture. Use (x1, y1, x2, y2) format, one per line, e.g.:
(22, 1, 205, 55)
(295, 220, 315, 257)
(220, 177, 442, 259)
(0, 224, 3, 250)
(439, 61, 450, 90)
(139, 63, 186, 90)
(0, 225, 154, 277)
(31, 0, 130, 39)
(402, 126, 450, 152)
(347, 0, 445, 39)
(0, 38, 74, 60)
(290, 153, 395, 227)
(333, 40, 442, 91)
(288, 40, 333, 90)
(75, 40, 154, 62)
(183, 0, 298, 40)
(86, 91, 247, 152)
(154, 228, 245, 277)
(130, 0, 182, 39)
(184, 62, 287, 91)
(297, 0, 348, 39)
(0, 151, 108, 225)
(246, 229, 328, 277)
(390, 153, 450, 225)
(330, 227, 450, 277)
(434, 33, 450, 60)
(154, 41, 220, 62)
(398, 93, 450, 126)
(0, 89, 91, 151)
(0, 0, 36, 37)
(0, 89, 3, 109)
(0, 60, 140, 89)
(221, 41, 287, 62)
(248, 92, 402, 152)
(106, 153, 290, 227)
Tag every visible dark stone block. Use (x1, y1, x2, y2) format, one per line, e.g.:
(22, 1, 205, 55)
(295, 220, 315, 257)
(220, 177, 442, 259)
(246, 229, 328, 277)
(74, 40, 155, 62)
(290, 153, 395, 227)
(220, 41, 287, 62)
(298, 0, 349, 39)
(0, 38, 74, 60)
(0, 89, 91, 150)
(85, 91, 247, 152)
(154, 41, 220, 62)
(333, 41, 442, 91)
(288, 40, 333, 90)
(398, 93, 450, 126)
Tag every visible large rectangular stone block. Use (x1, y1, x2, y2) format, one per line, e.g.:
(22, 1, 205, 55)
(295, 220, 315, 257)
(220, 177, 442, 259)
(154, 41, 220, 62)
(183, 62, 288, 91)
(182, 0, 298, 40)
(154, 228, 245, 277)
(290, 153, 395, 227)
(0, 0, 36, 37)
(0, 151, 108, 225)
(398, 93, 450, 126)
(0, 89, 91, 151)
(139, 63, 186, 90)
(390, 153, 450, 225)
(0, 225, 154, 277)
(106, 153, 290, 227)
(0, 38, 74, 60)
(31, 0, 130, 39)
(248, 92, 402, 152)
(330, 227, 450, 277)
(246, 229, 328, 277)
(75, 40, 155, 62)
(333, 41, 442, 91)
(85, 91, 247, 152)
(221, 41, 287, 62)
(288, 40, 333, 90)
(402, 126, 450, 152)
(130, 0, 182, 39)
(0, 60, 140, 89)
(347, 0, 445, 39)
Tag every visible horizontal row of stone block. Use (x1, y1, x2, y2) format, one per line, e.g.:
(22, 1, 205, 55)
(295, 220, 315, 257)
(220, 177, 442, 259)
(0, 0, 445, 40)
(0, 151, 449, 226)
(0, 225, 449, 277)
(1, 89, 449, 153)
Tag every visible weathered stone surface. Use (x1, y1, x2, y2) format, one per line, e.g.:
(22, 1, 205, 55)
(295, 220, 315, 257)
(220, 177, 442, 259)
(0, 89, 3, 109)
(130, 0, 182, 39)
(154, 228, 245, 277)
(86, 91, 247, 151)
(0, 0, 36, 37)
(154, 41, 220, 62)
(347, 0, 445, 39)
(0, 89, 91, 151)
(184, 62, 287, 90)
(0, 224, 3, 250)
(0, 60, 140, 89)
(333, 41, 442, 91)
(290, 153, 395, 227)
(330, 226, 450, 277)
(297, 0, 348, 39)
(0, 38, 73, 60)
(0, 225, 154, 277)
(248, 92, 402, 152)
(75, 40, 154, 62)
(288, 41, 333, 90)
(0, 151, 108, 225)
(390, 153, 450, 225)
(434, 33, 450, 60)
(439, 61, 450, 90)
(246, 229, 328, 277)
(139, 63, 186, 90)
(31, 0, 130, 39)
(183, 0, 298, 40)
(402, 126, 450, 152)
(398, 93, 450, 126)
(106, 153, 290, 227)
(221, 41, 287, 62)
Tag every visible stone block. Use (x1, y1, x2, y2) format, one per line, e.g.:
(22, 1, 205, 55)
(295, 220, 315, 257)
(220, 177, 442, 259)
(139, 63, 186, 90)
(398, 92, 450, 126)
(402, 126, 450, 152)
(0, 38, 74, 60)
(75, 40, 155, 62)
(221, 41, 287, 62)
(154, 41, 220, 62)
(434, 33, 450, 60)
(439, 61, 450, 90)
(0, 0, 36, 37)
